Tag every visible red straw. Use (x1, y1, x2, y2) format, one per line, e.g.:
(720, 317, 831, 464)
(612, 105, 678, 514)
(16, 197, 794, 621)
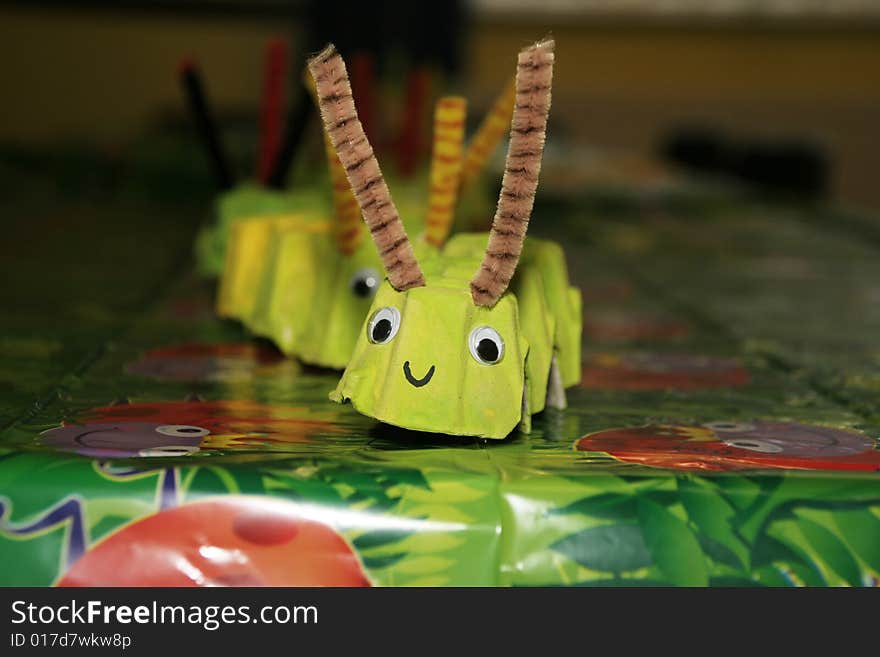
(351, 51, 377, 144)
(257, 38, 288, 184)
(396, 67, 431, 179)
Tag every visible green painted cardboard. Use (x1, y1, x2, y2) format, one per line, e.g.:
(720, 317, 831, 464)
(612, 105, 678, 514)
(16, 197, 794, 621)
(195, 183, 329, 276)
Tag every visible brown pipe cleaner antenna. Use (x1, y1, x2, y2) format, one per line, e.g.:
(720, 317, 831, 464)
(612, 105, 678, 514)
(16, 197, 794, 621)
(308, 44, 425, 291)
(470, 39, 555, 307)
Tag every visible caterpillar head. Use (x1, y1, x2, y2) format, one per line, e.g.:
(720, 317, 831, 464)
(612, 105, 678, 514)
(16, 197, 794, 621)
(331, 264, 528, 438)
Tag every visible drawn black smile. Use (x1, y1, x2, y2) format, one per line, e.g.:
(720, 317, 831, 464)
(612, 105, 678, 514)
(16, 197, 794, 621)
(403, 361, 435, 388)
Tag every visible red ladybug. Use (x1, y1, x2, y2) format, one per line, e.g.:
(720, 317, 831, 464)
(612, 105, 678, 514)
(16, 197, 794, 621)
(125, 342, 291, 382)
(57, 497, 370, 587)
(581, 353, 749, 391)
(584, 312, 691, 342)
(575, 421, 880, 472)
(40, 400, 336, 458)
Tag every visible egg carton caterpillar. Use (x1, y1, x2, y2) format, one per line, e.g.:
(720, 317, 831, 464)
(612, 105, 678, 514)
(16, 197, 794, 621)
(217, 69, 517, 370)
(312, 39, 582, 438)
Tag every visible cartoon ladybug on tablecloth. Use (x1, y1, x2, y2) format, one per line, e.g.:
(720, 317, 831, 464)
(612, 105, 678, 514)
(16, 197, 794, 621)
(581, 353, 749, 391)
(575, 421, 880, 472)
(57, 496, 370, 587)
(125, 342, 294, 383)
(583, 312, 691, 343)
(39, 400, 336, 458)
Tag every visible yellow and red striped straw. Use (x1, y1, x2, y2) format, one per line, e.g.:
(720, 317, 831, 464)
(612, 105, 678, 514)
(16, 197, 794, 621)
(305, 71, 363, 255)
(424, 96, 467, 248)
(459, 77, 516, 192)
(323, 130, 364, 255)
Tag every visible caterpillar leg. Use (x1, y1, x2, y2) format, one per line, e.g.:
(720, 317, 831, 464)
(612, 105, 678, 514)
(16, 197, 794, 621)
(519, 376, 532, 434)
(545, 355, 567, 410)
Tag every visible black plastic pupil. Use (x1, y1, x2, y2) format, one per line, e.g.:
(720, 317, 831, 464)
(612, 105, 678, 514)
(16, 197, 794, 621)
(352, 277, 373, 298)
(372, 318, 392, 342)
(477, 338, 499, 362)
(178, 428, 201, 433)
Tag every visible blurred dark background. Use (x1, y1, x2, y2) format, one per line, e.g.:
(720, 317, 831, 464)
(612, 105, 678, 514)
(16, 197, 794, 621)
(0, 1, 879, 208)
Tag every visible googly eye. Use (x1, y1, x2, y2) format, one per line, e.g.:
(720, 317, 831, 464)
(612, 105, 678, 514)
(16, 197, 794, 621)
(350, 268, 381, 299)
(368, 307, 401, 344)
(723, 438, 783, 454)
(468, 326, 504, 365)
(155, 424, 210, 438)
(703, 421, 756, 433)
(138, 445, 200, 457)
